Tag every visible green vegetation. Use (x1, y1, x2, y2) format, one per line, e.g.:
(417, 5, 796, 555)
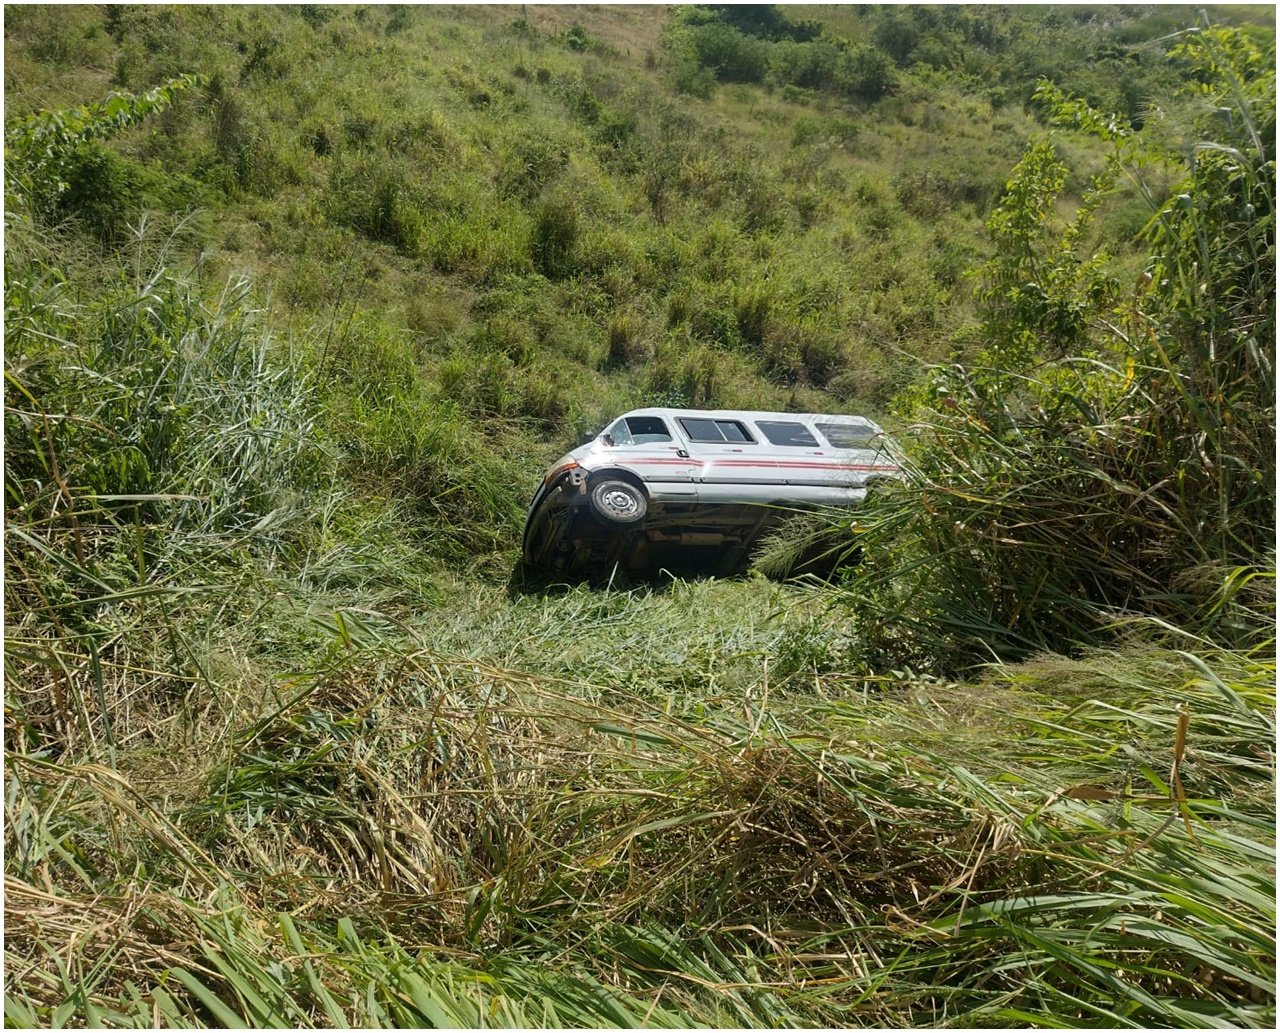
(766, 25, 1276, 671)
(4, 4, 1275, 1028)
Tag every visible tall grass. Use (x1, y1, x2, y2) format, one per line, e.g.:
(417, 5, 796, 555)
(5, 587, 1274, 1027)
(795, 23, 1276, 670)
(3, 231, 325, 780)
(4, 8, 1275, 1030)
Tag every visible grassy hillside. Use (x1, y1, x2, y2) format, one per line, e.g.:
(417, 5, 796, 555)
(4, 4, 1276, 1028)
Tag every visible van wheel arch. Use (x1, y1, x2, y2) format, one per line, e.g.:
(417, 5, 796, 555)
(589, 468, 647, 493)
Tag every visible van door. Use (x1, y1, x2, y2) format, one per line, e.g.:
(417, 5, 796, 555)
(752, 419, 835, 486)
(600, 415, 697, 498)
(673, 415, 783, 503)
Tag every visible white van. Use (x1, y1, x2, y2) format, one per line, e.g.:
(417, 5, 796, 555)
(522, 407, 898, 578)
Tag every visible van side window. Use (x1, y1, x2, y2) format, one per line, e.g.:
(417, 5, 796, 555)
(624, 416, 672, 444)
(816, 422, 878, 449)
(756, 420, 819, 447)
(678, 418, 756, 443)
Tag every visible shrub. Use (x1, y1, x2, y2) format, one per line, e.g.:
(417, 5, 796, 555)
(838, 45, 897, 101)
(5, 74, 201, 221)
(874, 13, 920, 66)
(684, 23, 769, 83)
(769, 39, 846, 92)
(530, 196, 578, 279)
(50, 144, 146, 238)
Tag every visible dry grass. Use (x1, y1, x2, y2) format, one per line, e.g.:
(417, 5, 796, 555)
(4, 6, 1275, 1028)
(6, 591, 1274, 1026)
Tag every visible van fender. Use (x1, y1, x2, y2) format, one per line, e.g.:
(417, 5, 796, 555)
(585, 466, 647, 494)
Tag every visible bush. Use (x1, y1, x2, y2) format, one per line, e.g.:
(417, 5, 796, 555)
(670, 58, 717, 98)
(530, 196, 579, 279)
(684, 22, 769, 83)
(52, 144, 147, 238)
(769, 39, 846, 92)
(838, 45, 897, 101)
(5, 74, 201, 221)
(875, 13, 920, 66)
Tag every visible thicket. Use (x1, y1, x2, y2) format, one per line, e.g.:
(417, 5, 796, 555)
(663, 3, 1234, 120)
(666, 6, 896, 102)
(766, 23, 1276, 671)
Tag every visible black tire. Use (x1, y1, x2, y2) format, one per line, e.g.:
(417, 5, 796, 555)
(589, 478, 647, 525)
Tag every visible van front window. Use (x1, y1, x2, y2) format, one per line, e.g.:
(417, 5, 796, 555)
(624, 416, 672, 444)
(606, 419, 633, 446)
(606, 416, 672, 446)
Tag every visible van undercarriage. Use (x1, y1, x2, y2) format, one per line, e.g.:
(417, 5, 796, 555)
(522, 485, 800, 580)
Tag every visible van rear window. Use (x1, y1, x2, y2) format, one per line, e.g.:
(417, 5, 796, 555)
(756, 421, 819, 447)
(679, 418, 755, 443)
(816, 422, 878, 448)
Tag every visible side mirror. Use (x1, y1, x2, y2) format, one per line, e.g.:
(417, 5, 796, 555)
(580, 429, 598, 446)
(601, 433, 615, 447)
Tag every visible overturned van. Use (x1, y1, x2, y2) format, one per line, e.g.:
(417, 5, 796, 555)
(521, 407, 899, 579)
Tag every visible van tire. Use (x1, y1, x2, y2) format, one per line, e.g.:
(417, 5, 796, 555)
(589, 479, 647, 525)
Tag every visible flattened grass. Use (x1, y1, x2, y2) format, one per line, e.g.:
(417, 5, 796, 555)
(6, 578, 1275, 1026)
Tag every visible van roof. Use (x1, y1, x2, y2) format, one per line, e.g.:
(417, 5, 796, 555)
(620, 407, 881, 427)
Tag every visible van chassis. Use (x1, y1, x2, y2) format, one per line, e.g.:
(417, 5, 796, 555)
(523, 473, 795, 579)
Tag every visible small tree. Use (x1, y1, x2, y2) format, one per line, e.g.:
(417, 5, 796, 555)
(4, 75, 201, 223)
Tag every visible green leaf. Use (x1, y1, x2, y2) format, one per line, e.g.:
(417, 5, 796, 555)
(167, 968, 248, 1029)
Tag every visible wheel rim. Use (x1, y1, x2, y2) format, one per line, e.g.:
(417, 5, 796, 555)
(597, 486, 640, 521)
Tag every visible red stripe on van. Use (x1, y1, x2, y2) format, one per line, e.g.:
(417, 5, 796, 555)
(618, 459, 898, 472)
(710, 460, 899, 471)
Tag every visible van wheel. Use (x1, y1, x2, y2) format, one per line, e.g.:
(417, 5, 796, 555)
(589, 479, 647, 525)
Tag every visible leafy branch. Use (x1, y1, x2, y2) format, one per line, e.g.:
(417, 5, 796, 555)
(4, 74, 203, 216)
